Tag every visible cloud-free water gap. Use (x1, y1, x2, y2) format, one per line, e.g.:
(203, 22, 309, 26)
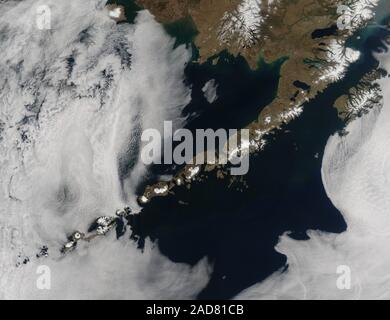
(0, 1, 201, 299)
(128, 7, 390, 299)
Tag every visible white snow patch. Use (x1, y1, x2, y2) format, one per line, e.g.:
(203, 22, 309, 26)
(235, 48, 390, 300)
(0, 0, 210, 299)
(154, 185, 169, 194)
(318, 40, 361, 83)
(279, 105, 304, 123)
(218, 0, 263, 47)
(109, 8, 122, 19)
(186, 166, 200, 180)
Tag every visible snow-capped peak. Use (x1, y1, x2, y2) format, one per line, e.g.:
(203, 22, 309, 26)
(218, 0, 263, 48)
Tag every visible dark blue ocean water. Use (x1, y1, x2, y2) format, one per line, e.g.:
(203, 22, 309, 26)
(120, 1, 390, 299)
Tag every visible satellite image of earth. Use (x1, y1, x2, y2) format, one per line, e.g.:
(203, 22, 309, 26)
(1, 0, 390, 301)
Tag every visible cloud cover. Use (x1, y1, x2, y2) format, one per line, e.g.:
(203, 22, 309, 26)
(0, 0, 210, 299)
(236, 49, 390, 300)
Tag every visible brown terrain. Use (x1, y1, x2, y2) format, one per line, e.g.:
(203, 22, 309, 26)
(130, 0, 380, 203)
(334, 68, 385, 121)
(106, 4, 127, 22)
